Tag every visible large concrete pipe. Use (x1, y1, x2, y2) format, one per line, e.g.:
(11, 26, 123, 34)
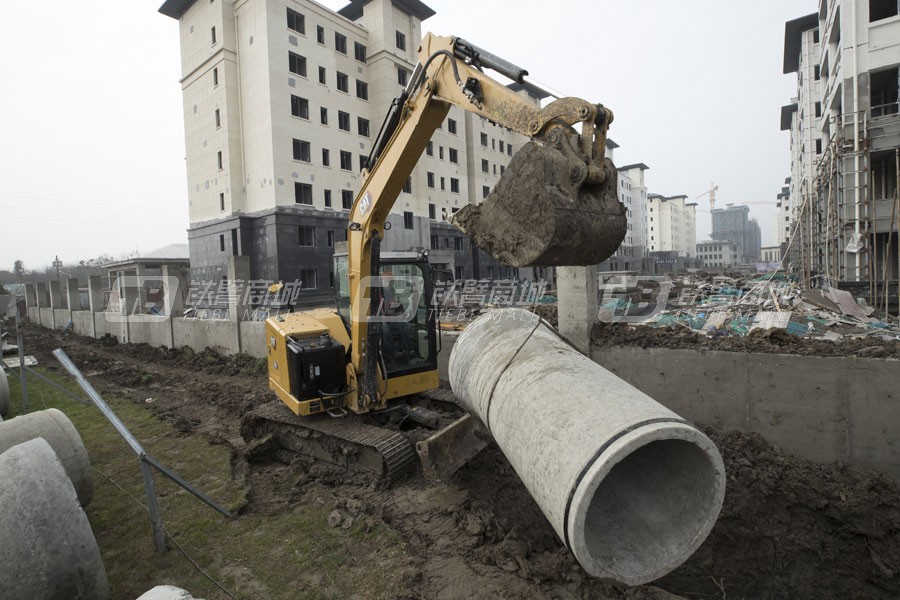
(0, 408, 93, 507)
(0, 371, 9, 417)
(0, 438, 109, 600)
(449, 309, 726, 585)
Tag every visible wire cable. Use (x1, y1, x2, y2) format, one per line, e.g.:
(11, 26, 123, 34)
(92, 466, 240, 600)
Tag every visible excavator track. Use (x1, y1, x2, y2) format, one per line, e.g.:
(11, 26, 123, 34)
(241, 401, 417, 484)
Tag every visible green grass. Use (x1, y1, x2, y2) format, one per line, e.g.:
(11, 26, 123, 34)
(4, 369, 413, 600)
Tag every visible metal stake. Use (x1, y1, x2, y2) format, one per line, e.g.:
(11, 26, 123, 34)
(140, 458, 168, 552)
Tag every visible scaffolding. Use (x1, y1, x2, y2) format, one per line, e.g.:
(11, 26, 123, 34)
(790, 108, 900, 313)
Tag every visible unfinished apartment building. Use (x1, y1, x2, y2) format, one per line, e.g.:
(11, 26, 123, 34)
(782, 0, 900, 311)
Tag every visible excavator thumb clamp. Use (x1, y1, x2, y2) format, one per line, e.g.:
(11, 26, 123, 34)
(451, 132, 626, 267)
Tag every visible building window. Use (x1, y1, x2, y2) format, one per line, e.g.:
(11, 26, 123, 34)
(338, 110, 350, 131)
(814, 65, 821, 80)
(286, 8, 304, 34)
(480, 132, 488, 146)
(217, 151, 223, 170)
(289, 52, 307, 77)
(212, 67, 218, 86)
(454, 237, 464, 251)
(871, 0, 899, 22)
(298, 226, 315, 246)
(214, 108, 221, 128)
(320, 107, 328, 125)
(426, 141, 433, 156)
(327, 230, 335, 247)
(210, 26, 216, 44)
(219, 192, 225, 211)
(402, 177, 412, 193)
(430, 234, 439, 250)
(492, 138, 496, 150)
(815, 139, 822, 154)
(440, 176, 445, 190)
(340, 150, 352, 170)
(290, 95, 309, 119)
(815, 102, 822, 118)
(299, 268, 317, 289)
(450, 178, 459, 193)
(321, 148, 330, 166)
(482, 185, 489, 199)
(219, 234, 225, 251)
(439, 146, 444, 160)
(341, 189, 353, 209)
(403, 211, 414, 229)
(481, 159, 489, 173)
(428, 203, 436, 219)
(499, 140, 505, 152)
(324, 189, 332, 207)
(294, 182, 313, 205)
(316, 25, 325, 44)
(318, 66, 326, 84)
(449, 148, 458, 163)
(507, 144, 512, 156)
(871, 68, 899, 117)
(356, 80, 368, 100)
(354, 42, 367, 63)
(293, 139, 311, 162)
(427, 172, 435, 188)
(358, 154, 367, 170)
(397, 67, 408, 86)
(336, 72, 348, 93)
(395, 30, 406, 51)
(500, 165, 505, 175)
(334, 32, 347, 54)
(448, 118, 457, 134)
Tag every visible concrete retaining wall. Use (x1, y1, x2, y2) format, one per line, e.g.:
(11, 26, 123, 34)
(240, 322, 266, 358)
(53, 309, 70, 329)
(591, 346, 900, 479)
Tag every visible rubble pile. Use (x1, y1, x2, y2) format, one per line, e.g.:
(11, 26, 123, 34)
(638, 273, 900, 343)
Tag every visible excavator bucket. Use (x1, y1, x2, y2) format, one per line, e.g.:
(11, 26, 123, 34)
(451, 140, 627, 267)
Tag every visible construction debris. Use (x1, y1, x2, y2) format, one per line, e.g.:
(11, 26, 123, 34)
(615, 272, 900, 346)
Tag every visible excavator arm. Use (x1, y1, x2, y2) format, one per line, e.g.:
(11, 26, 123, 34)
(344, 33, 626, 412)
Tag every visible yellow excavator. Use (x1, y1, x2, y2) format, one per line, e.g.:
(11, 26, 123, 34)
(242, 33, 626, 482)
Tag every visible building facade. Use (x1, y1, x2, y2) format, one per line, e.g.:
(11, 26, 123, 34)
(696, 240, 740, 268)
(782, 2, 900, 309)
(710, 204, 762, 263)
(160, 0, 533, 304)
(647, 194, 697, 257)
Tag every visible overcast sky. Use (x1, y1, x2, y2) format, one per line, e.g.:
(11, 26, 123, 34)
(0, 0, 813, 271)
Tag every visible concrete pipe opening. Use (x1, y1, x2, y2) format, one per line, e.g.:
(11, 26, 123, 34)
(570, 429, 724, 585)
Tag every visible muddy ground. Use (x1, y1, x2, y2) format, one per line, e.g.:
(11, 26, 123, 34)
(21, 324, 900, 599)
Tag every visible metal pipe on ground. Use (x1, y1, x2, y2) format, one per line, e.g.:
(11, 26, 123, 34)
(136, 586, 197, 600)
(0, 438, 109, 600)
(449, 309, 726, 586)
(0, 408, 93, 507)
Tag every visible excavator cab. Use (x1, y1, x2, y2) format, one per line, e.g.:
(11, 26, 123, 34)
(334, 250, 438, 380)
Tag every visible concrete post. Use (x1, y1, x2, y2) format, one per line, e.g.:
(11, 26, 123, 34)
(228, 256, 251, 354)
(160, 265, 184, 349)
(88, 276, 104, 338)
(24, 283, 36, 317)
(227, 256, 251, 322)
(556, 266, 598, 355)
(49, 280, 62, 329)
(35, 282, 47, 326)
(121, 272, 140, 344)
(66, 278, 80, 327)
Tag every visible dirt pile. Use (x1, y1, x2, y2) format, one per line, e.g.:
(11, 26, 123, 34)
(592, 321, 900, 358)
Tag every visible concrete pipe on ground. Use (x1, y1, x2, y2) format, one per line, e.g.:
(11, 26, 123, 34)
(449, 309, 726, 586)
(136, 586, 198, 600)
(0, 407, 93, 507)
(0, 371, 9, 417)
(0, 438, 109, 600)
